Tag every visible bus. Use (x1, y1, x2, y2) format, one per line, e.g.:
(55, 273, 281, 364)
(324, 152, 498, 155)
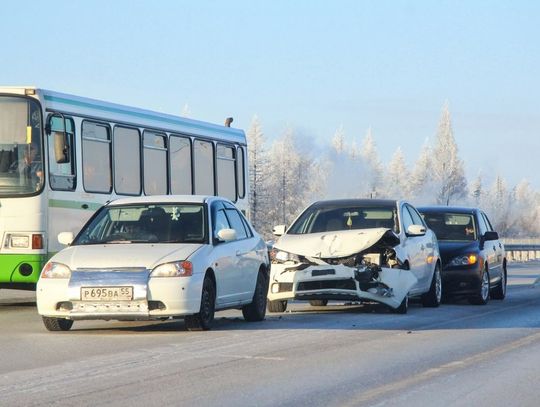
(0, 86, 247, 290)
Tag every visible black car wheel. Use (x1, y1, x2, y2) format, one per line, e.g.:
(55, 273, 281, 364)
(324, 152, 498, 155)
(469, 267, 490, 305)
(242, 270, 268, 322)
(491, 262, 507, 300)
(185, 276, 216, 331)
(421, 263, 442, 307)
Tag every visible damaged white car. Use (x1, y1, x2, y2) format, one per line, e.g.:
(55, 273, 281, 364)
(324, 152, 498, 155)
(267, 199, 442, 314)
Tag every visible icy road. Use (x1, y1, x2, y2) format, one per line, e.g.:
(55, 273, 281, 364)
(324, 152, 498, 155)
(2, 262, 540, 407)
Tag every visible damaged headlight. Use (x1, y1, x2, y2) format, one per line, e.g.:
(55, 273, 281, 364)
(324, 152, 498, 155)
(271, 249, 301, 264)
(449, 254, 478, 266)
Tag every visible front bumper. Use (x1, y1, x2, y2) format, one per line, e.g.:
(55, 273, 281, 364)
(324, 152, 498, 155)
(441, 263, 483, 295)
(37, 270, 204, 320)
(268, 263, 417, 309)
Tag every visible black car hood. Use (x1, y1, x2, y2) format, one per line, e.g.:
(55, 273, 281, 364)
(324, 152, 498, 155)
(438, 240, 480, 265)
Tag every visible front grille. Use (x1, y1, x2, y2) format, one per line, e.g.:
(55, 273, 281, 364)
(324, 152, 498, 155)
(297, 279, 356, 291)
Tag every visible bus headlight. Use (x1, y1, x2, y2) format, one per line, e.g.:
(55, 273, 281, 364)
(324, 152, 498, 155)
(9, 235, 29, 248)
(41, 262, 72, 279)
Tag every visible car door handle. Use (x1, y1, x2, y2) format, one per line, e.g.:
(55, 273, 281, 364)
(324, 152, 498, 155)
(493, 246, 496, 251)
(420, 244, 425, 251)
(236, 250, 244, 257)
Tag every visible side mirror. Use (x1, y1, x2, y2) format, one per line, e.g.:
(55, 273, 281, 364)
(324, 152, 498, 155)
(217, 228, 237, 242)
(483, 231, 499, 241)
(58, 232, 74, 246)
(272, 225, 287, 236)
(54, 132, 70, 164)
(407, 224, 426, 237)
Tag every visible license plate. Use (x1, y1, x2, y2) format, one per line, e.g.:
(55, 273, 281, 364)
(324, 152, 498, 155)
(81, 286, 133, 301)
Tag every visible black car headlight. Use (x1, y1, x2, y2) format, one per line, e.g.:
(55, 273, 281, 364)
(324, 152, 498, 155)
(448, 254, 479, 267)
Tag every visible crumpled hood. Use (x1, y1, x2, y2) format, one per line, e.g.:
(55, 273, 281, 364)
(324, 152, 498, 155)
(51, 243, 203, 270)
(274, 228, 400, 259)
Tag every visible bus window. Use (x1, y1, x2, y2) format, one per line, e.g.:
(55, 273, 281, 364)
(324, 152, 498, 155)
(216, 144, 236, 201)
(193, 139, 214, 195)
(169, 135, 192, 194)
(143, 131, 167, 195)
(237, 146, 245, 199)
(114, 126, 141, 195)
(82, 121, 112, 193)
(48, 115, 76, 191)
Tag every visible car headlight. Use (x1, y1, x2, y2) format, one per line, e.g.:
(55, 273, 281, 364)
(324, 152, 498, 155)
(449, 254, 478, 266)
(271, 249, 301, 264)
(151, 261, 193, 277)
(41, 262, 71, 279)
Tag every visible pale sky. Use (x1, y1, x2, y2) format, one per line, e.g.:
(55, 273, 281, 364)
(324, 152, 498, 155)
(2, 1, 539, 187)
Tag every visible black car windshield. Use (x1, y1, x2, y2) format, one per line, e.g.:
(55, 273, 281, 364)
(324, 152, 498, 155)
(421, 212, 477, 241)
(288, 205, 398, 234)
(74, 204, 206, 245)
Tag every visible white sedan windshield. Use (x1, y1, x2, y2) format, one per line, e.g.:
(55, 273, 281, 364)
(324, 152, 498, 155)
(75, 204, 206, 244)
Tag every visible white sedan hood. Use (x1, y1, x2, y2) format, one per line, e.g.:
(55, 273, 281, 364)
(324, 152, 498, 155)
(52, 243, 203, 270)
(274, 228, 399, 258)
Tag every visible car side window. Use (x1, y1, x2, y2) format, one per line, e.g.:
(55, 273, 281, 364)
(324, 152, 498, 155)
(407, 205, 424, 226)
(225, 209, 248, 240)
(477, 212, 489, 235)
(212, 201, 230, 238)
(481, 212, 494, 232)
(401, 206, 414, 233)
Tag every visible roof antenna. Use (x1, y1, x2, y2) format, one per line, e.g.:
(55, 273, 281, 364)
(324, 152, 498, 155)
(224, 117, 233, 127)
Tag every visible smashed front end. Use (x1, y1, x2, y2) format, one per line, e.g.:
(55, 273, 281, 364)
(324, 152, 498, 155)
(267, 228, 417, 309)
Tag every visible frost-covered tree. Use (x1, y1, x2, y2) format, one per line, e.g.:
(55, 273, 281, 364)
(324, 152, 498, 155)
(469, 174, 483, 206)
(266, 128, 320, 228)
(360, 127, 384, 198)
(409, 140, 434, 202)
(510, 179, 540, 237)
(485, 175, 512, 236)
(331, 125, 346, 154)
(384, 147, 410, 199)
(431, 103, 467, 205)
(246, 116, 271, 233)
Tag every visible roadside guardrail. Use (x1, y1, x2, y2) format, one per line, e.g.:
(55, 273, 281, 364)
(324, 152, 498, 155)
(503, 242, 540, 262)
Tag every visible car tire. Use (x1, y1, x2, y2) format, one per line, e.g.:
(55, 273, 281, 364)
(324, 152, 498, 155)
(491, 262, 507, 300)
(267, 299, 287, 313)
(309, 300, 328, 306)
(392, 295, 408, 314)
(242, 270, 268, 322)
(185, 276, 216, 331)
(469, 266, 490, 305)
(42, 316, 73, 331)
(421, 263, 442, 307)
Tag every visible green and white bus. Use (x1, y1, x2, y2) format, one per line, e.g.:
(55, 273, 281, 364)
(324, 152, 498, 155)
(0, 86, 247, 290)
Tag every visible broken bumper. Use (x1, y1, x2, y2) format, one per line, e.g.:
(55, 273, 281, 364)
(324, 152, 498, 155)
(268, 263, 417, 309)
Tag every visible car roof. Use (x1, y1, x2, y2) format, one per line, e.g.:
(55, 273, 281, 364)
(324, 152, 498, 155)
(309, 198, 398, 209)
(106, 195, 218, 206)
(417, 205, 478, 215)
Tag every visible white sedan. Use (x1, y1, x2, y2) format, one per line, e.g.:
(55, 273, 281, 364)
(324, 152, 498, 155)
(37, 195, 270, 331)
(267, 199, 442, 314)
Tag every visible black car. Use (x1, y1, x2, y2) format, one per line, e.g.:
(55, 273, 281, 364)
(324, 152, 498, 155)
(418, 206, 506, 304)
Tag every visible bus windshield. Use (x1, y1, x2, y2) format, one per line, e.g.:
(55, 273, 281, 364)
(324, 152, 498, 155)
(0, 96, 43, 196)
